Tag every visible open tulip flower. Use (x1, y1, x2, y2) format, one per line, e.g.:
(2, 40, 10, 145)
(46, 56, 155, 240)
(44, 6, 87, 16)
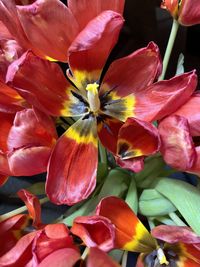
(95, 196, 200, 266)
(0, 0, 124, 62)
(6, 9, 198, 205)
(161, 0, 200, 26)
(158, 93, 200, 175)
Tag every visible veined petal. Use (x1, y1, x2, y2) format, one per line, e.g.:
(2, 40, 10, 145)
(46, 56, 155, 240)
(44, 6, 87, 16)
(174, 93, 200, 136)
(68, 11, 124, 91)
(117, 118, 160, 159)
(71, 215, 115, 252)
(158, 115, 196, 171)
(46, 116, 98, 205)
(96, 196, 155, 252)
(151, 225, 200, 244)
(176, 244, 200, 266)
(68, 0, 125, 31)
(97, 116, 123, 154)
(17, 0, 78, 62)
(6, 52, 83, 117)
(134, 71, 197, 122)
(17, 189, 42, 228)
(37, 248, 80, 267)
(100, 42, 162, 98)
(115, 156, 144, 173)
(87, 247, 121, 267)
(179, 0, 200, 26)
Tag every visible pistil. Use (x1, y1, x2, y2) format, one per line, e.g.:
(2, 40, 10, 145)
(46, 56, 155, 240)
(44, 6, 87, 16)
(86, 83, 100, 113)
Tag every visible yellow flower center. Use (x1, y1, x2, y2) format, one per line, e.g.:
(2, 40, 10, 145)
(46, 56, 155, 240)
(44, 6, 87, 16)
(86, 82, 100, 114)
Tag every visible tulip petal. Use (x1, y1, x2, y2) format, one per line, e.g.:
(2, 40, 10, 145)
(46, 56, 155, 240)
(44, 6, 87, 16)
(0, 174, 8, 186)
(97, 116, 123, 154)
(17, 189, 42, 228)
(96, 196, 155, 252)
(6, 52, 86, 117)
(46, 116, 98, 205)
(158, 115, 196, 171)
(174, 93, 200, 136)
(0, 112, 14, 152)
(68, 0, 125, 31)
(37, 248, 80, 267)
(87, 247, 121, 267)
(100, 42, 162, 98)
(134, 71, 197, 122)
(71, 215, 115, 252)
(189, 147, 200, 175)
(17, 0, 78, 61)
(68, 11, 124, 90)
(115, 156, 144, 173)
(179, 0, 200, 26)
(117, 118, 160, 160)
(152, 225, 200, 244)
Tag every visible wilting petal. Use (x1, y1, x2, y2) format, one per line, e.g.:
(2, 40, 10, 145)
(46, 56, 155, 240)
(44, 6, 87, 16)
(158, 115, 196, 171)
(0, 82, 25, 113)
(0, 0, 30, 51)
(6, 108, 57, 176)
(32, 224, 76, 265)
(68, 0, 124, 31)
(17, 0, 78, 61)
(38, 248, 80, 267)
(96, 196, 155, 252)
(87, 247, 121, 267)
(115, 156, 144, 173)
(68, 11, 124, 90)
(0, 214, 28, 257)
(152, 225, 200, 244)
(6, 52, 81, 116)
(134, 71, 197, 122)
(100, 42, 162, 98)
(117, 118, 160, 159)
(17, 189, 42, 228)
(71, 215, 115, 252)
(174, 93, 200, 136)
(46, 116, 98, 205)
(0, 231, 35, 267)
(98, 116, 123, 154)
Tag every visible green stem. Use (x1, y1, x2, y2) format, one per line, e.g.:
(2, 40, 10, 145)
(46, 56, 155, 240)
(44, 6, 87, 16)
(121, 251, 128, 267)
(169, 212, 187, 226)
(99, 142, 107, 166)
(158, 19, 179, 81)
(148, 218, 155, 230)
(0, 197, 49, 222)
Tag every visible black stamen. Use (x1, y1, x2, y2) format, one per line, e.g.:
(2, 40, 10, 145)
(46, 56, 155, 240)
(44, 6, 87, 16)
(71, 90, 89, 106)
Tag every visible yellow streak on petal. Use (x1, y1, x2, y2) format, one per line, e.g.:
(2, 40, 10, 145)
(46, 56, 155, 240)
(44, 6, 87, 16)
(117, 139, 143, 159)
(122, 221, 155, 253)
(45, 56, 58, 62)
(65, 124, 97, 147)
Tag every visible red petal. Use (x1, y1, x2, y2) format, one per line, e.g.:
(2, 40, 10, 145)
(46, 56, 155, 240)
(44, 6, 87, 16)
(174, 93, 200, 136)
(98, 116, 123, 154)
(17, 0, 78, 61)
(68, 11, 124, 85)
(115, 156, 144, 173)
(96, 196, 155, 252)
(87, 247, 121, 267)
(46, 116, 98, 205)
(71, 215, 115, 252)
(151, 225, 200, 244)
(0, 112, 14, 152)
(189, 146, 200, 175)
(0, 174, 8, 186)
(100, 42, 162, 98)
(38, 248, 80, 267)
(6, 52, 76, 116)
(117, 118, 160, 159)
(134, 71, 197, 122)
(68, 0, 124, 32)
(158, 115, 196, 171)
(17, 189, 42, 228)
(0, 214, 28, 257)
(32, 224, 76, 264)
(179, 0, 200, 26)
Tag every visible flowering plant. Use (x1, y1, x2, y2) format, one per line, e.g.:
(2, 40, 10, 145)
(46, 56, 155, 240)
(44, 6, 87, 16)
(1, 0, 200, 266)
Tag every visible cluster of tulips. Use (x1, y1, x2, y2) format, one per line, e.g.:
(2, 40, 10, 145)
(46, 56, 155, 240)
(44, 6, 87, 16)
(1, 0, 200, 266)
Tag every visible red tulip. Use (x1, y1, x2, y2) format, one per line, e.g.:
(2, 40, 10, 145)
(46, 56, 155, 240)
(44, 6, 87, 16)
(161, 0, 200, 26)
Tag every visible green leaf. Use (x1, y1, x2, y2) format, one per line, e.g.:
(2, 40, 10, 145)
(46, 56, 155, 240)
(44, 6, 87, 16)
(125, 177, 138, 213)
(155, 178, 200, 234)
(25, 182, 45, 195)
(139, 189, 176, 216)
